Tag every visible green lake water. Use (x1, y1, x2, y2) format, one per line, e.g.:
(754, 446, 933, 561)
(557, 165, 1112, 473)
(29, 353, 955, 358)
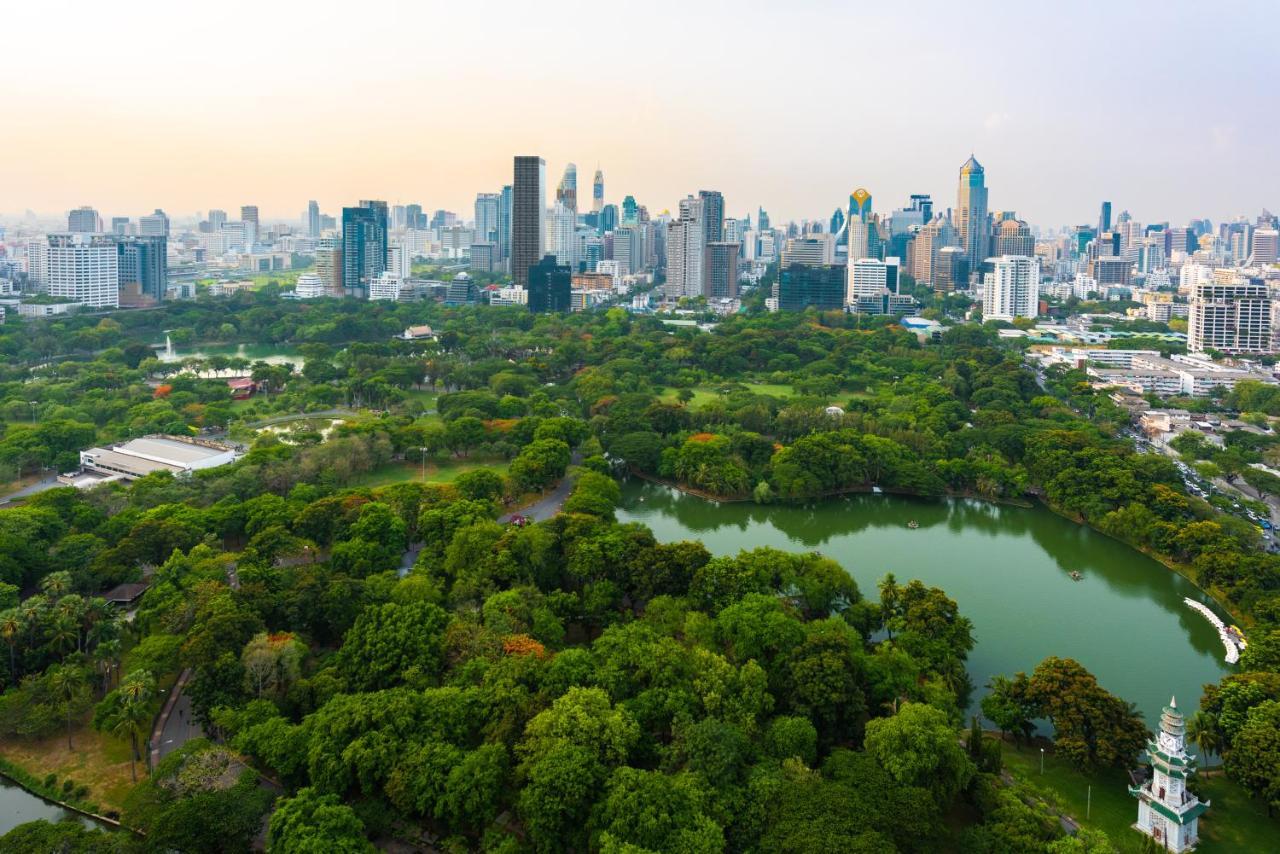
(617, 480, 1232, 731)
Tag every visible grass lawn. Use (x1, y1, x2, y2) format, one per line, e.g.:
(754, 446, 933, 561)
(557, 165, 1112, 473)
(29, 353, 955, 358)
(351, 457, 510, 489)
(0, 719, 140, 814)
(1000, 739, 1280, 853)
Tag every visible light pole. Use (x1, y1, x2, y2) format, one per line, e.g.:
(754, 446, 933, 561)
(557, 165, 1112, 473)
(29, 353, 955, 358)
(1040, 747, 1045, 774)
(29, 401, 38, 422)
(420, 447, 428, 481)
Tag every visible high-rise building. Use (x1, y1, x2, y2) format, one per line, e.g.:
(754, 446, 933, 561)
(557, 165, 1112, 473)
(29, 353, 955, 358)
(592, 168, 604, 213)
(847, 257, 900, 304)
(405, 203, 424, 231)
(909, 194, 933, 222)
(665, 197, 705, 300)
(757, 207, 771, 232)
(528, 254, 571, 313)
(621, 195, 638, 225)
(25, 239, 48, 287)
(1250, 228, 1279, 265)
(556, 163, 578, 216)
(783, 235, 836, 267)
(1098, 201, 1112, 234)
(341, 200, 389, 296)
(703, 242, 740, 299)
(933, 247, 968, 293)
(550, 202, 577, 269)
(307, 200, 321, 237)
(512, 156, 546, 288)
(295, 273, 327, 299)
(386, 243, 412, 279)
(368, 271, 402, 301)
(139, 209, 169, 237)
(956, 155, 989, 277)
(220, 221, 250, 253)
(46, 233, 119, 308)
(982, 255, 1039, 320)
(117, 235, 167, 304)
(111, 217, 131, 236)
(776, 264, 845, 311)
(497, 186, 513, 262)
(1188, 279, 1272, 354)
(698, 190, 725, 245)
(208, 209, 228, 230)
(993, 218, 1034, 257)
(600, 204, 618, 235)
(240, 206, 259, 245)
(315, 240, 342, 295)
(830, 208, 846, 237)
(911, 215, 958, 287)
(67, 206, 102, 234)
(474, 193, 501, 244)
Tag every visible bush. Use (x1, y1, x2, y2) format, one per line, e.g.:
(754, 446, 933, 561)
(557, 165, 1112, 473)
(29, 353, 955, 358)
(43, 773, 57, 788)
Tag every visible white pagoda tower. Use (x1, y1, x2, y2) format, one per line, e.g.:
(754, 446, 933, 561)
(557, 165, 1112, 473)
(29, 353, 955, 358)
(1130, 697, 1209, 852)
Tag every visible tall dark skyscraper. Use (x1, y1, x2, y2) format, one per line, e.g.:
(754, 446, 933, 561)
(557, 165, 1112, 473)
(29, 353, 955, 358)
(307, 200, 321, 237)
(777, 264, 845, 311)
(600, 204, 618, 235)
(341, 200, 388, 296)
(512, 156, 545, 288)
(703, 242, 740, 299)
(757, 207, 770, 232)
(406, 203, 424, 230)
(1098, 200, 1112, 234)
(698, 190, 725, 244)
(117, 235, 167, 303)
(527, 254, 571, 313)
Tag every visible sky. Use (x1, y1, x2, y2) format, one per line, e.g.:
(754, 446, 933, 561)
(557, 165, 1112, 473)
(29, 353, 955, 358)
(4, 0, 1277, 229)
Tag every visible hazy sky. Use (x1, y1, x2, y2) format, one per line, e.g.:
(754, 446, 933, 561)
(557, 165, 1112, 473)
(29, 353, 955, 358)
(5, 0, 1277, 228)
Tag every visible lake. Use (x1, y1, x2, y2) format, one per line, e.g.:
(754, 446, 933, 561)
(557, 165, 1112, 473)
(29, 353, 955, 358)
(0, 776, 96, 836)
(617, 481, 1231, 732)
(156, 342, 304, 367)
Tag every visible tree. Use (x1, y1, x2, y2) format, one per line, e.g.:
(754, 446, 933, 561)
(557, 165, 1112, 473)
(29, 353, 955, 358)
(445, 416, 486, 457)
(241, 631, 306, 698)
(982, 674, 1037, 746)
(268, 787, 374, 853)
(591, 768, 722, 852)
(454, 468, 506, 502)
(864, 702, 975, 804)
(94, 669, 156, 782)
(338, 601, 450, 692)
(1186, 711, 1222, 768)
(1225, 699, 1280, 813)
(1025, 657, 1150, 770)
(47, 663, 90, 750)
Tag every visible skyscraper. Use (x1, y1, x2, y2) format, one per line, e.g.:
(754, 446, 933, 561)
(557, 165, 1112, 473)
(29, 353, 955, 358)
(512, 156, 546, 289)
(208, 209, 228, 230)
(698, 190, 725, 245)
(665, 197, 705, 300)
(1188, 279, 1272, 354)
(497, 186, 513, 262)
(621, 195, 638, 225)
(341, 200, 389, 296)
(528, 254, 571, 313)
(405, 203, 424, 231)
(1098, 201, 1112, 234)
(241, 205, 259, 246)
(956, 155, 989, 277)
(474, 193, 501, 244)
(910, 214, 958, 288)
(592, 168, 604, 213)
(983, 255, 1039, 320)
(117, 235, 167, 304)
(139, 209, 169, 237)
(111, 217, 130, 236)
(308, 200, 321, 237)
(703, 242, 740, 299)
(46, 233, 119, 308)
(908, 194, 933, 222)
(776, 264, 845, 311)
(757, 207, 770, 232)
(556, 163, 578, 216)
(67, 206, 102, 233)
(550, 202, 577, 269)
(993, 218, 1034, 256)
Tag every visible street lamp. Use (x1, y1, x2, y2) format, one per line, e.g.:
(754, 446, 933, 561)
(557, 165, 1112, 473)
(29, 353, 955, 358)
(420, 447, 428, 481)
(1040, 747, 1045, 774)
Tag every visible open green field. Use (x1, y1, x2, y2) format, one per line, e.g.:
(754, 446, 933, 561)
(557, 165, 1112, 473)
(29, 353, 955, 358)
(1000, 739, 1279, 853)
(657, 382, 796, 406)
(351, 457, 509, 489)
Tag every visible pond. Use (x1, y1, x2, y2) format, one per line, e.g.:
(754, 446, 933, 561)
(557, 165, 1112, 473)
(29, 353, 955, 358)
(0, 776, 97, 836)
(156, 342, 304, 367)
(617, 481, 1232, 732)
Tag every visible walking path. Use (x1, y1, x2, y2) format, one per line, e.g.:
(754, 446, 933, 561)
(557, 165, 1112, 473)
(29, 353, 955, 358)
(150, 669, 204, 769)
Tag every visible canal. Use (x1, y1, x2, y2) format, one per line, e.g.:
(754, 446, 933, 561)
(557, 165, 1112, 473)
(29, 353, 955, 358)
(617, 481, 1231, 731)
(0, 776, 97, 836)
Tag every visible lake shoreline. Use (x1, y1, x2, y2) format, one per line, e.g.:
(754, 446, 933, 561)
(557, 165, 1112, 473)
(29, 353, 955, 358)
(629, 471, 1247, 632)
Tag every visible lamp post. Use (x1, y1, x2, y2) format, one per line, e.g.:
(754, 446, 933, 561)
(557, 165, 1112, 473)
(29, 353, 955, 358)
(1040, 747, 1045, 774)
(420, 447, 428, 481)
(29, 401, 38, 422)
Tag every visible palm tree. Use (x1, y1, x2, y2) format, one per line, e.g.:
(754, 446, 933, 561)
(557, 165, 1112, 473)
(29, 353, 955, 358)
(113, 671, 155, 782)
(1187, 711, 1222, 770)
(878, 572, 900, 639)
(1, 609, 21, 682)
(48, 615, 79, 661)
(39, 571, 73, 599)
(48, 664, 88, 751)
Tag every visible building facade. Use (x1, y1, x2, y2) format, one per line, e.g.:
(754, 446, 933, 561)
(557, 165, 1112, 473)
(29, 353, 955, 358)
(46, 233, 119, 308)
(1130, 698, 1208, 853)
(983, 255, 1039, 320)
(528, 254, 571, 313)
(776, 264, 845, 312)
(1188, 280, 1272, 354)
(341, 200, 389, 296)
(956, 156, 989, 277)
(512, 156, 546, 288)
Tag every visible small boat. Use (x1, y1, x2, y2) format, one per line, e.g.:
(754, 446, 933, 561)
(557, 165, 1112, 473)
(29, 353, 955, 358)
(1069, 571, 1083, 581)
(907, 520, 919, 529)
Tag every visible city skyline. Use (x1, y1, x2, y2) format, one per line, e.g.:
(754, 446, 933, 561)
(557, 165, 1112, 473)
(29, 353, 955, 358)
(3, 0, 1277, 227)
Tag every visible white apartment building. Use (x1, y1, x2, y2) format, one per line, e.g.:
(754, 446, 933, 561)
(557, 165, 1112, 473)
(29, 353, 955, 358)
(982, 255, 1039, 320)
(847, 257, 899, 304)
(368, 271, 402, 301)
(1178, 262, 1216, 295)
(294, 273, 327, 299)
(489, 286, 529, 307)
(782, 234, 835, 267)
(45, 233, 119, 308)
(665, 198, 705, 300)
(25, 239, 48, 287)
(386, 243, 412, 279)
(1188, 280, 1271, 354)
